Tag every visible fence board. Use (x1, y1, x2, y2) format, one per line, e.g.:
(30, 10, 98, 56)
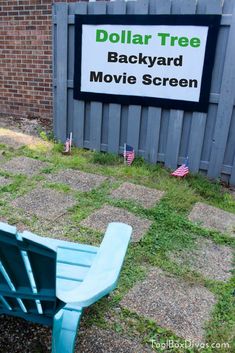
(71, 2, 87, 148)
(224, 109, 235, 165)
(145, 107, 161, 163)
(230, 155, 235, 185)
(208, 1, 235, 178)
(126, 0, 149, 154)
(54, 3, 68, 142)
(145, 0, 171, 163)
(150, 0, 171, 14)
(165, 0, 196, 169)
(187, 0, 220, 172)
(88, 1, 107, 151)
(107, 0, 126, 154)
(52, 5, 57, 142)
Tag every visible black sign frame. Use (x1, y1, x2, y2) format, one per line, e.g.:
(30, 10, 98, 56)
(74, 14, 221, 112)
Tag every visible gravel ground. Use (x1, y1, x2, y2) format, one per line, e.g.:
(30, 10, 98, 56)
(77, 326, 154, 353)
(110, 182, 165, 208)
(189, 202, 235, 237)
(0, 315, 51, 353)
(167, 238, 234, 281)
(45, 169, 107, 192)
(81, 205, 152, 242)
(1, 157, 49, 177)
(12, 187, 76, 220)
(0, 317, 154, 353)
(121, 267, 216, 343)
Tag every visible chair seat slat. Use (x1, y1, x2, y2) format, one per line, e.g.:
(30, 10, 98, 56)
(0, 295, 12, 311)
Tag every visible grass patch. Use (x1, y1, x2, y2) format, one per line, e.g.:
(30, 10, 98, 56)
(92, 151, 123, 165)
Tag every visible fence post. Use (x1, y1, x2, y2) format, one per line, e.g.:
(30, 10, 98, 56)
(54, 3, 68, 142)
(207, 1, 235, 179)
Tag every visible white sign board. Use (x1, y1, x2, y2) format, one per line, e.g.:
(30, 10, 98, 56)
(74, 15, 221, 112)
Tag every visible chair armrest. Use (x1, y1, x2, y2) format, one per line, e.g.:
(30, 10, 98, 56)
(56, 222, 132, 307)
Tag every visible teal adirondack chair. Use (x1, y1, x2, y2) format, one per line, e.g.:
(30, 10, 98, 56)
(0, 221, 132, 353)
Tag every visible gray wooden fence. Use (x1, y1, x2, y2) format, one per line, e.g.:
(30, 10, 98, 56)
(53, 0, 235, 185)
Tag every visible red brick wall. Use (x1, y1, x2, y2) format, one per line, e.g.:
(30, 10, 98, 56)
(0, 0, 84, 121)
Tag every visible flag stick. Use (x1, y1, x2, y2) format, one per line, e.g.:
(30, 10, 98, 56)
(69, 132, 72, 152)
(124, 143, 126, 165)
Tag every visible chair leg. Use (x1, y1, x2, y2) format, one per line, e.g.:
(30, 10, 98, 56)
(52, 307, 82, 353)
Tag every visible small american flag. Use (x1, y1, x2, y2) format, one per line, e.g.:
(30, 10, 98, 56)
(64, 138, 70, 153)
(63, 132, 72, 154)
(171, 157, 189, 177)
(123, 144, 135, 166)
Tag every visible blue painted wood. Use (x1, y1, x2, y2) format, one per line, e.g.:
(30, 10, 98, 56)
(88, 1, 106, 152)
(126, 0, 149, 154)
(54, 3, 68, 143)
(52, 4, 57, 145)
(165, 110, 184, 169)
(52, 307, 82, 353)
(179, 112, 191, 158)
(72, 2, 87, 148)
(56, 222, 132, 306)
(223, 0, 234, 14)
(145, 107, 161, 163)
(89, 102, 103, 151)
(107, 1, 126, 154)
(108, 104, 122, 153)
(145, 0, 171, 163)
(188, 112, 207, 172)
(187, 0, 217, 172)
(165, 0, 197, 170)
(230, 153, 235, 185)
(208, 1, 227, 94)
(127, 106, 141, 153)
(224, 108, 235, 165)
(208, 1, 235, 178)
(150, 0, 171, 13)
(0, 222, 58, 325)
(0, 220, 131, 353)
(73, 101, 85, 148)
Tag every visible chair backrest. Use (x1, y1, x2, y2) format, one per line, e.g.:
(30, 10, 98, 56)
(0, 222, 62, 326)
